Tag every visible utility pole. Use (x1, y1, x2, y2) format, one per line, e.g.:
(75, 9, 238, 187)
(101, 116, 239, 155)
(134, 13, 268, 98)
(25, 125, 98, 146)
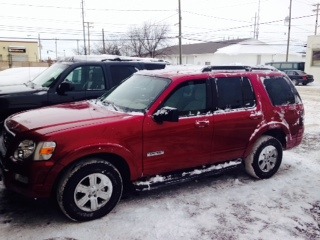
(178, 0, 182, 64)
(81, 0, 87, 55)
(102, 28, 106, 53)
(286, 0, 292, 62)
(253, 13, 257, 38)
(255, 0, 261, 39)
(313, 3, 320, 35)
(55, 38, 58, 60)
(85, 22, 93, 55)
(38, 33, 42, 61)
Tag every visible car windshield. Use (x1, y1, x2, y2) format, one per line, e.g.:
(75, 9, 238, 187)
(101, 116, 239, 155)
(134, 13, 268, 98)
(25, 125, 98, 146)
(100, 74, 171, 113)
(31, 62, 70, 87)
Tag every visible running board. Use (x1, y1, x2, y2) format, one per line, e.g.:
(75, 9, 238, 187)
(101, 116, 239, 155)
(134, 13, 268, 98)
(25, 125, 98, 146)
(133, 159, 242, 191)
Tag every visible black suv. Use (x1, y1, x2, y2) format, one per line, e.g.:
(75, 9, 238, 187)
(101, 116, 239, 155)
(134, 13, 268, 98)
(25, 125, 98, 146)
(0, 55, 167, 122)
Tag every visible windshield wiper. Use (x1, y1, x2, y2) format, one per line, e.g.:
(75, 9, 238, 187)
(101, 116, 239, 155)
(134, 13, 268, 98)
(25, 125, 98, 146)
(102, 100, 119, 111)
(24, 81, 35, 88)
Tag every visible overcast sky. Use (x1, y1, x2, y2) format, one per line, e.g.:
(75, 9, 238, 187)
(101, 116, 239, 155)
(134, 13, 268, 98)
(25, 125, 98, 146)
(0, 0, 319, 59)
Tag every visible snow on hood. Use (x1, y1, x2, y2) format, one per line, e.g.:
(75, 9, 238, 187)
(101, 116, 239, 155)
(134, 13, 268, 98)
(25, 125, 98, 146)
(5, 100, 128, 134)
(0, 67, 47, 86)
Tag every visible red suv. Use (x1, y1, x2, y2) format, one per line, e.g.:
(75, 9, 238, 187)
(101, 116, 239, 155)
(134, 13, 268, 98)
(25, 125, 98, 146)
(0, 69, 304, 221)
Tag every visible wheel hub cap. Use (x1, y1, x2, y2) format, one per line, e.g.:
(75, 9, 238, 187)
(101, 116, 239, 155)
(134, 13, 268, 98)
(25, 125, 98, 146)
(74, 173, 113, 212)
(258, 146, 278, 173)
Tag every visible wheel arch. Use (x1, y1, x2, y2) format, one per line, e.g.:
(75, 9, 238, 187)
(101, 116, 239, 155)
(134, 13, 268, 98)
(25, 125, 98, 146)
(51, 153, 133, 198)
(244, 127, 287, 159)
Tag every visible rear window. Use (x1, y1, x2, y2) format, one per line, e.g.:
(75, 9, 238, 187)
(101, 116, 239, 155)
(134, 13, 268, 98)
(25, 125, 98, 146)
(264, 77, 302, 106)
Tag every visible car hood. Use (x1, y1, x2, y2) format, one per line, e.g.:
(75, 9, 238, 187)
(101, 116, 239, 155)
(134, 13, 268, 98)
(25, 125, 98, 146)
(5, 100, 134, 135)
(0, 83, 42, 95)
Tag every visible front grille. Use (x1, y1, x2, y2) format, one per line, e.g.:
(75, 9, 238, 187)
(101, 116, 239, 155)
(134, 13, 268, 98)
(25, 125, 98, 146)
(2, 126, 15, 152)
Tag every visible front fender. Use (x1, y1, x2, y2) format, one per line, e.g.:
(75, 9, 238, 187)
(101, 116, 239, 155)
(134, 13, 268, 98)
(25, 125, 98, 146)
(58, 143, 141, 178)
(42, 142, 141, 193)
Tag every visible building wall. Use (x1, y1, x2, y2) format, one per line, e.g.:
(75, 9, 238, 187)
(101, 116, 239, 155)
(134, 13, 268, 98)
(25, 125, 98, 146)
(305, 35, 320, 84)
(0, 40, 39, 63)
(162, 52, 305, 67)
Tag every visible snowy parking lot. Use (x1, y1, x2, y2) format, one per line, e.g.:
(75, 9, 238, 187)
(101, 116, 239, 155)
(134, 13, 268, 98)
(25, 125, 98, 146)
(0, 84, 319, 240)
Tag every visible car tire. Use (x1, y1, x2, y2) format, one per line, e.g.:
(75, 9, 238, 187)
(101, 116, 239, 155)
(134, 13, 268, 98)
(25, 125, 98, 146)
(244, 136, 282, 179)
(293, 80, 299, 86)
(302, 82, 307, 86)
(57, 158, 123, 221)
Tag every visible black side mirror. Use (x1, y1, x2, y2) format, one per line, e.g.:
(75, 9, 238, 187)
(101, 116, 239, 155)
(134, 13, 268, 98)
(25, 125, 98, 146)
(57, 82, 74, 95)
(153, 107, 179, 123)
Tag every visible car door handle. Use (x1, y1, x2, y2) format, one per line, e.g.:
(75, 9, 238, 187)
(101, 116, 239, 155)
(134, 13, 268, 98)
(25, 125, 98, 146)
(195, 120, 210, 128)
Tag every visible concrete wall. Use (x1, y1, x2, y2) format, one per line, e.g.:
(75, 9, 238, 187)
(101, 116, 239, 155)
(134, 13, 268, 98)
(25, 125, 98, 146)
(305, 35, 320, 84)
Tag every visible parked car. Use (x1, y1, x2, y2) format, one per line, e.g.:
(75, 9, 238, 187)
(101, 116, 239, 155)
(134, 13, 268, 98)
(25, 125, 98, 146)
(0, 69, 304, 221)
(0, 67, 47, 86)
(0, 55, 167, 123)
(283, 70, 314, 86)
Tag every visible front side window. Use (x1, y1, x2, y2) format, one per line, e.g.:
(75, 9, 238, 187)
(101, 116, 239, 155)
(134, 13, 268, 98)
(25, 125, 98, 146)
(162, 81, 207, 117)
(62, 66, 106, 91)
(214, 77, 255, 110)
(264, 77, 301, 106)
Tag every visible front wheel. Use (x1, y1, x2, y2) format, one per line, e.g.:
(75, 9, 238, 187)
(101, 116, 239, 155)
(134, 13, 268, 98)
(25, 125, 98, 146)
(245, 136, 283, 179)
(57, 158, 123, 221)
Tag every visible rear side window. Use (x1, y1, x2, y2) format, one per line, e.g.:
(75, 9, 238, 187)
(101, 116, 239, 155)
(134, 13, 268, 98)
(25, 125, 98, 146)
(110, 65, 138, 86)
(214, 77, 255, 110)
(264, 77, 301, 106)
(144, 63, 166, 70)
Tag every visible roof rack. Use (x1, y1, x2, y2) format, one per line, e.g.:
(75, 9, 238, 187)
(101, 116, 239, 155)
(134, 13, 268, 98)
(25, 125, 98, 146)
(60, 54, 169, 63)
(202, 65, 252, 72)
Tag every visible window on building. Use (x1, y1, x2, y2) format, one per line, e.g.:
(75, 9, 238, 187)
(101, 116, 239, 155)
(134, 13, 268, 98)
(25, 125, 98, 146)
(312, 50, 320, 66)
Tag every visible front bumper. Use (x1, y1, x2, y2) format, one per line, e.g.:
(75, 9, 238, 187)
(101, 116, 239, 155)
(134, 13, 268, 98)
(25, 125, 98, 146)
(0, 140, 57, 199)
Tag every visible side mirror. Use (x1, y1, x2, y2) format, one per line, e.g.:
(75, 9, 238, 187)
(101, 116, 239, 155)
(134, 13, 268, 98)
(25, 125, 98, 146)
(153, 107, 179, 123)
(57, 82, 74, 95)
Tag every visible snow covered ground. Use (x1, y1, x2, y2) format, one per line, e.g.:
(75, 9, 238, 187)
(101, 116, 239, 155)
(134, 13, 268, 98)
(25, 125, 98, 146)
(0, 84, 319, 240)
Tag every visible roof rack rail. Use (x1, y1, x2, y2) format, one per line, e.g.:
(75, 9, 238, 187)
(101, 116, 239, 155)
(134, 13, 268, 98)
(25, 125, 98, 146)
(202, 65, 252, 72)
(59, 54, 169, 63)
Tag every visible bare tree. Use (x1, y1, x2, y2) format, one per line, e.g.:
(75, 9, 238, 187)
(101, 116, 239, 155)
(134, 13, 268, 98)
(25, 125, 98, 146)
(72, 46, 85, 55)
(73, 22, 170, 58)
(92, 41, 121, 55)
(125, 22, 170, 57)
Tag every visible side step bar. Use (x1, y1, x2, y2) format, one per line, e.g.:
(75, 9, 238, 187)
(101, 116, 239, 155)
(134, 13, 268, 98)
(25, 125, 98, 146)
(133, 159, 242, 191)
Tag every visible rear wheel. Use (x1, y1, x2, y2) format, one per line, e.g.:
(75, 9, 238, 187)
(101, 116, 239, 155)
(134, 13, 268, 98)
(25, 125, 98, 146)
(245, 136, 282, 179)
(57, 158, 123, 221)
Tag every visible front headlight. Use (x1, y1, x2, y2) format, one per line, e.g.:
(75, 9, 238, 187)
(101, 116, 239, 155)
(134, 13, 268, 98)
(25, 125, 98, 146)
(14, 140, 36, 160)
(34, 141, 56, 161)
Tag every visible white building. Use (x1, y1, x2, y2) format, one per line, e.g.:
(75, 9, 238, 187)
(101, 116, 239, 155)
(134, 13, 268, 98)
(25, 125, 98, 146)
(305, 35, 320, 83)
(160, 38, 305, 66)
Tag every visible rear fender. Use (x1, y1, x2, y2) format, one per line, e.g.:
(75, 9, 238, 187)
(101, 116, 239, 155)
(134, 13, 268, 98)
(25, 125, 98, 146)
(243, 121, 290, 158)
